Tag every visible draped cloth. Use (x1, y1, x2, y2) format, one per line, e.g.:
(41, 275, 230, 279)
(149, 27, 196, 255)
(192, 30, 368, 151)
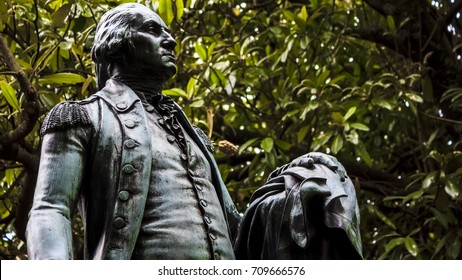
(234, 164, 363, 260)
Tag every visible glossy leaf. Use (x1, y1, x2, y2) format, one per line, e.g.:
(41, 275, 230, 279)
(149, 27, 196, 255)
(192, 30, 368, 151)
(331, 134, 343, 154)
(39, 73, 86, 85)
(261, 137, 274, 153)
(0, 81, 19, 110)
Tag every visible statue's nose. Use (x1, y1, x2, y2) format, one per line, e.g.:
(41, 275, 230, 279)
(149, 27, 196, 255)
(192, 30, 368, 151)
(162, 33, 177, 50)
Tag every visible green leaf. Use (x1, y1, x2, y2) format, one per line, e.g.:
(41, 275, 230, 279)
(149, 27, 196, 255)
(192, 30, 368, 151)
(350, 122, 370, 131)
(175, 0, 184, 20)
(16, 58, 32, 71)
(405, 92, 424, 103)
(280, 38, 294, 63)
(0, 0, 7, 31)
(189, 99, 204, 108)
(331, 134, 343, 154)
(163, 88, 188, 99)
(422, 171, 437, 189)
(372, 99, 393, 110)
(159, 0, 174, 25)
(430, 207, 449, 229)
(405, 92, 423, 103)
(0, 81, 19, 110)
(433, 234, 449, 258)
(404, 237, 419, 257)
(39, 73, 86, 85)
(317, 69, 330, 85)
(408, 227, 422, 237)
(344, 106, 356, 121)
(387, 15, 396, 33)
(444, 178, 460, 199)
(186, 77, 196, 99)
(383, 237, 405, 257)
(261, 137, 274, 153)
(356, 142, 372, 166)
(210, 67, 226, 87)
(368, 205, 397, 230)
(195, 44, 207, 61)
(298, 125, 310, 143)
(299, 6, 308, 21)
(51, 4, 71, 28)
(238, 138, 259, 154)
(404, 189, 424, 203)
(275, 139, 292, 151)
(81, 76, 94, 95)
(283, 109, 299, 120)
(331, 112, 344, 124)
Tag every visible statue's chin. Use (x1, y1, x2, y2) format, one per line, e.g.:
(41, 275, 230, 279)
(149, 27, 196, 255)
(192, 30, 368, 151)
(160, 65, 177, 82)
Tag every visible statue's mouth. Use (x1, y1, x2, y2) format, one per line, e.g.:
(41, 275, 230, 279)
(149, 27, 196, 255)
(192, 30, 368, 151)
(163, 52, 175, 59)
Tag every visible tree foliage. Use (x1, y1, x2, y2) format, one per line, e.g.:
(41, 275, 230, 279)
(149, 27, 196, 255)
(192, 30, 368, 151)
(0, 0, 461, 259)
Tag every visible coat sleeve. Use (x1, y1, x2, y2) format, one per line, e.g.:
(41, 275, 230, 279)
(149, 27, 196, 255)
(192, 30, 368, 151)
(26, 103, 92, 259)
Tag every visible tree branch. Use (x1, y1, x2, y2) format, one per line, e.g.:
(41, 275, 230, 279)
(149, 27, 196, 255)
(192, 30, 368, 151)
(0, 37, 40, 157)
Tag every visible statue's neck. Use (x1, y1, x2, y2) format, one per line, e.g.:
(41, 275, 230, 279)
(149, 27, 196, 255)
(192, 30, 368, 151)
(110, 65, 163, 98)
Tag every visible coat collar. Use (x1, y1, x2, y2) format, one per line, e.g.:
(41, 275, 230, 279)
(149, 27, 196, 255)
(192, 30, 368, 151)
(94, 79, 142, 112)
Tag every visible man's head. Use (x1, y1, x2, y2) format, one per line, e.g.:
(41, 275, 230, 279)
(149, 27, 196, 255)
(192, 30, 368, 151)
(92, 3, 177, 88)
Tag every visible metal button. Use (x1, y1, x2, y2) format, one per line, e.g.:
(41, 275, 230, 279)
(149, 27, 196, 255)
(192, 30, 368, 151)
(145, 105, 155, 112)
(113, 217, 126, 229)
(213, 253, 220, 259)
(181, 154, 188, 161)
(167, 135, 176, 143)
(122, 164, 136, 174)
(118, 191, 130, 201)
(124, 120, 136, 128)
(209, 233, 217, 240)
(200, 200, 208, 207)
(195, 184, 203, 191)
(116, 103, 127, 110)
(124, 139, 136, 149)
(204, 216, 212, 224)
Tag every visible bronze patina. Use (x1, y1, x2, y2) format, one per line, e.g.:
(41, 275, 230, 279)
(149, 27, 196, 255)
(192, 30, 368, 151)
(26, 3, 362, 260)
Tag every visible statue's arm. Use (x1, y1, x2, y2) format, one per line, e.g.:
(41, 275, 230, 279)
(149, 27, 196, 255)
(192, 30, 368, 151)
(26, 103, 92, 259)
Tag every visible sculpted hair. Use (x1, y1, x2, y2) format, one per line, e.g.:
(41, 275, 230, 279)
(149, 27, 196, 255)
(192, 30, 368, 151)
(91, 3, 142, 89)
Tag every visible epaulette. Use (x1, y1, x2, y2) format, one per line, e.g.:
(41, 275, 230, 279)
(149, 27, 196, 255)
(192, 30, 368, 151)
(193, 125, 214, 153)
(40, 102, 91, 136)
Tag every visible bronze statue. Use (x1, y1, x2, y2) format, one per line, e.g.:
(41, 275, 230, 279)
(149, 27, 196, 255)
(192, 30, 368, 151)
(26, 3, 362, 260)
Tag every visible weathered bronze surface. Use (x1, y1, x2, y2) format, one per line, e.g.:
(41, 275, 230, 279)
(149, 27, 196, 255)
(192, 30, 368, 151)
(235, 153, 363, 259)
(26, 3, 362, 260)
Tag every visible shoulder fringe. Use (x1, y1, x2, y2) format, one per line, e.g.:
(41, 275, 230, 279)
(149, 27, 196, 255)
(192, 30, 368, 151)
(193, 125, 214, 153)
(40, 102, 91, 136)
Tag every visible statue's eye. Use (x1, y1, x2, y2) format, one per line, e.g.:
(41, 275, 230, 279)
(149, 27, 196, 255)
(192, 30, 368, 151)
(148, 25, 161, 35)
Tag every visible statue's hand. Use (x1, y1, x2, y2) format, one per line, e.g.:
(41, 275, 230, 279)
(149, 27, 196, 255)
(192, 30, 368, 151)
(268, 152, 347, 181)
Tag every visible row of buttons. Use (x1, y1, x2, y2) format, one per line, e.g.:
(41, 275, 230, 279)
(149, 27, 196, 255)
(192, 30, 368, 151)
(111, 102, 224, 255)
(113, 116, 140, 231)
(189, 173, 221, 258)
(117, 102, 155, 113)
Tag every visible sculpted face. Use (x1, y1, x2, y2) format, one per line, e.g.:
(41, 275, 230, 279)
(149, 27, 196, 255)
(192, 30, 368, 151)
(129, 7, 177, 81)
(92, 4, 178, 84)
